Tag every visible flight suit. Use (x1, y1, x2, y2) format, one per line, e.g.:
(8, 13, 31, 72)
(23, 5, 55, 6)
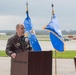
(6, 33, 32, 56)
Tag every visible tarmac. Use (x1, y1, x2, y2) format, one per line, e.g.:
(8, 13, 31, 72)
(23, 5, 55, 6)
(0, 40, 76, 75)
(0, 57, 76, 75)
(0, 40, 76, 50)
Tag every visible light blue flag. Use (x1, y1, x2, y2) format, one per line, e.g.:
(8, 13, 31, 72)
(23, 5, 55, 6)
(24, 11, 41, 51)
(45, 14, 64, 52)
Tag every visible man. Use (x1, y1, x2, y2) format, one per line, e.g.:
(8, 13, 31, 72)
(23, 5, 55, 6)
(6, 24, 32, 59)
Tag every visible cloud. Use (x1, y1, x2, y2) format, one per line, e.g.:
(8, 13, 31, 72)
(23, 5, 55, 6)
(0, 0, 76, 30)
(0, 0, 26, 15)
(0, 15, 50, 30)
(0, 15, 24, 30)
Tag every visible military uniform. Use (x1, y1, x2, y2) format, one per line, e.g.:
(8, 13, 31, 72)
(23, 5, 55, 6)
(6, 33, 32, 56)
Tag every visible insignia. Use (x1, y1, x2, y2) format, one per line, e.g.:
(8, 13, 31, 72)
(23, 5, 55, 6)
(16, 43, 21, 46)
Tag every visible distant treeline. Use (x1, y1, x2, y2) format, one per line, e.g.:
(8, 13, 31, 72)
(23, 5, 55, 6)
(0, 30, 15, 35)
(62, 30, 76, 35)
(0, 30, 76, 35)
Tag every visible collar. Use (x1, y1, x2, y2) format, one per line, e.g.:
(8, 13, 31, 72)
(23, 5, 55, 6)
(14, 33, 20, 41)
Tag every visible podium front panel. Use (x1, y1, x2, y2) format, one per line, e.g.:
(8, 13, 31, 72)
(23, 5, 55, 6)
(11, 51, 28, 75)
(28, 51, 52, 75)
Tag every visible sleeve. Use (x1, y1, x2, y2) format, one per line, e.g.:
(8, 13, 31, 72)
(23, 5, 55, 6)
(5, 38, 14, 56)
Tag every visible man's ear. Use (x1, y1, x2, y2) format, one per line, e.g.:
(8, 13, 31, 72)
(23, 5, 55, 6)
(16, 27, 18, 32)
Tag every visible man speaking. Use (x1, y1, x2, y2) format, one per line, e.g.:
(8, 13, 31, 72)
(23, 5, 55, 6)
(6, 24, 32, 58)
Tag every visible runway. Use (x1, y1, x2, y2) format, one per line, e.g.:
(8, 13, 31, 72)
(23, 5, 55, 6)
(0, 40, 76, 51)
(0, 57, 76, 75)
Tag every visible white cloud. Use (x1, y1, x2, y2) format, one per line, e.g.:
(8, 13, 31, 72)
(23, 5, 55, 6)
(0, 15, 24, 30)
(0, 15, 50, 30)
(0, 0, 76, 30)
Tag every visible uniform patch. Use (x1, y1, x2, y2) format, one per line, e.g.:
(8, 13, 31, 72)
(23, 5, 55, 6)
(16, 43, 21, 46)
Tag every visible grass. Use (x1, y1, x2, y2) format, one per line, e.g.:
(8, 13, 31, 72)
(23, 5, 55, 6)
(53, 50, 76, 59)
(0, 35, 50, 41)
(0, 50, 76, 58)
(0, 35, 11, 40)
(0, 51, 7, 57)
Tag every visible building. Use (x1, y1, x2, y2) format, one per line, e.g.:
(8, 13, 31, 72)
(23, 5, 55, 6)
(0, 33, 6, 36)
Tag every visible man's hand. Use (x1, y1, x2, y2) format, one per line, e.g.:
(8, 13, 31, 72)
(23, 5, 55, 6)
(11, 53, 16, 59)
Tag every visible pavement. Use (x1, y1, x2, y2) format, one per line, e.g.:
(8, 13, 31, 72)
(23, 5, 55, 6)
(0, 40, 76, 50)
(0, 40, 76, 75)
(0, 57, 76, 75)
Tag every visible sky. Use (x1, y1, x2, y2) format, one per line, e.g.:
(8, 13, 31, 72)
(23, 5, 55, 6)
(0, 0, 76, 31)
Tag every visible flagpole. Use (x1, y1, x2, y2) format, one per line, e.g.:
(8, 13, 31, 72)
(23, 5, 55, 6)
(25, 1, 29, 18)
(51, 4, 57, 75)
(55, 50, 57, 75)
(26, 1, 28, 12)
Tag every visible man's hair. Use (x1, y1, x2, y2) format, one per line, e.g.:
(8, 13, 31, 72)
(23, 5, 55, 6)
(16, 24, 20, 29)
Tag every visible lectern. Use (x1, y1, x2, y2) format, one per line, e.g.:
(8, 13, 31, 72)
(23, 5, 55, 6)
(11, 51, 52, 75)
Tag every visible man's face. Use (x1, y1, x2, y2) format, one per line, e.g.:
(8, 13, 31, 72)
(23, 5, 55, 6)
(17, 25, 25, 36)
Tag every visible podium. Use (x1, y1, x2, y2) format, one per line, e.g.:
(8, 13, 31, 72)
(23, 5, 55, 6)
(11, 51, 52, 75)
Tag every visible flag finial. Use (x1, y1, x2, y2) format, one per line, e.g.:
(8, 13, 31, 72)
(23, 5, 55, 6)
(26, 1, 29, 17)
(52, 4, 54, 7)
(51, 4, 54, 15)
(26, 1, 28, 12)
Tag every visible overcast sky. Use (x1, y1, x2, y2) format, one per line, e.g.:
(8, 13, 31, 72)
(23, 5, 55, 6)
(0, 0, 76, 31)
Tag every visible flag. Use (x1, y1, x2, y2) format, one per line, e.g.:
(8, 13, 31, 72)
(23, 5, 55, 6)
(44, 14, 64, 52)
(24, 7, 41, 51)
